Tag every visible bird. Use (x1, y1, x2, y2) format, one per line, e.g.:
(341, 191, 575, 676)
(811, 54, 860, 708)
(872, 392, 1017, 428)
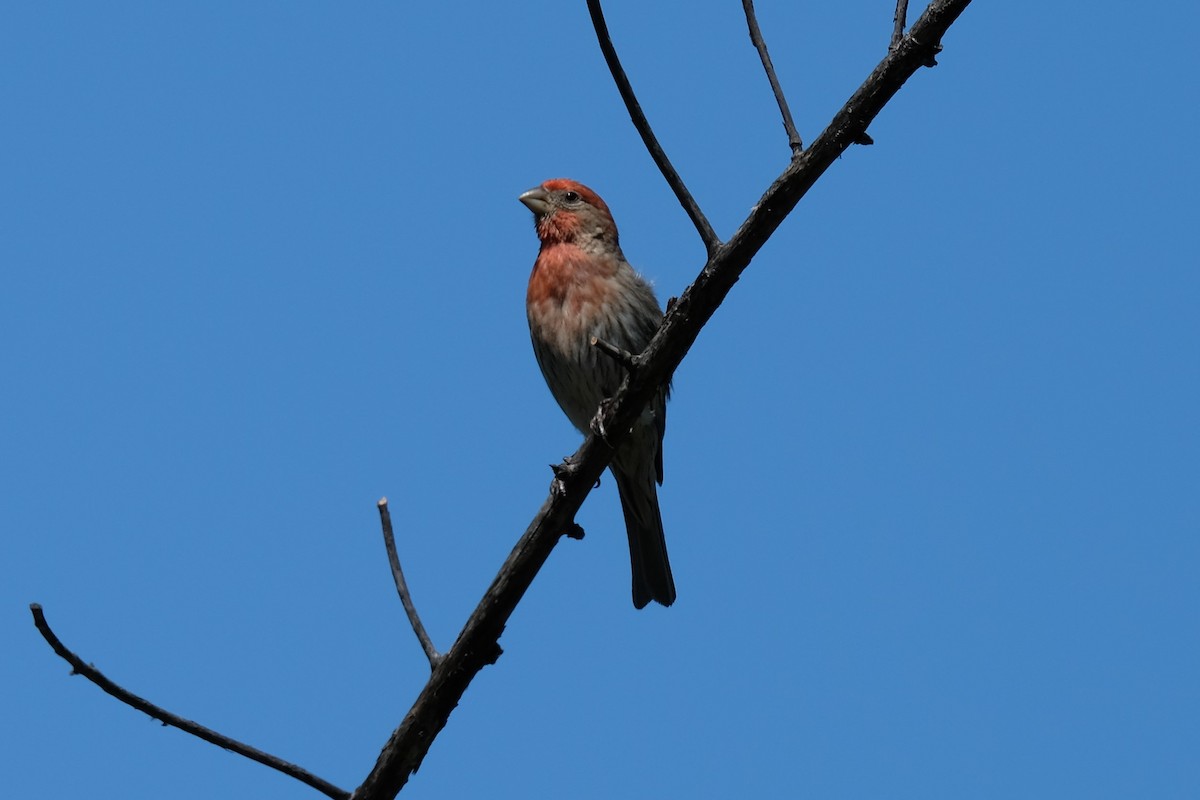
(519, 178, 676, 609)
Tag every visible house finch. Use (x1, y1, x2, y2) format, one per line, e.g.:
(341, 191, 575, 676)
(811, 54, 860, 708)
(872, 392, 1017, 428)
(519, 178, 676, 609)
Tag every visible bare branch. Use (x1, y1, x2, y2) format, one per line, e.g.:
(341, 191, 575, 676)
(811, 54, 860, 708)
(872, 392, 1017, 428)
(892, 0, 911, 50)
(29, 603, 349, 800)
(585, 0, 721, 255)
(378, 498, 442, 670)
(350, 2, 972, 797)
(742, 0, 803, 154)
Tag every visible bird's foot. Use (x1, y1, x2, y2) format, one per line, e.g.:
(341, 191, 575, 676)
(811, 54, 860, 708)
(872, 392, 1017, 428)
(551, 453, 602, 495)
(589, 399, 615, 444)
(550, 455, 581, 496)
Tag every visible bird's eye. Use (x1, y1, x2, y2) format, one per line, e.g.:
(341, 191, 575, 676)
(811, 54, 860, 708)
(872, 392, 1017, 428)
(562, 191, 581, 204)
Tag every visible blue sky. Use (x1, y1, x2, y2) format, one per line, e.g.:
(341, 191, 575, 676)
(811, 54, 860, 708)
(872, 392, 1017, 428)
(5, 2, 1198, 798)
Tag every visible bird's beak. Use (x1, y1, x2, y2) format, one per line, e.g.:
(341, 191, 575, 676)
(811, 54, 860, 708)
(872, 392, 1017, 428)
(519, 186, 552, 216)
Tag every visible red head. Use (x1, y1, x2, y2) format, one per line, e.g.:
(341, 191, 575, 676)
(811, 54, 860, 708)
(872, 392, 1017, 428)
(518, 178, 618, 247)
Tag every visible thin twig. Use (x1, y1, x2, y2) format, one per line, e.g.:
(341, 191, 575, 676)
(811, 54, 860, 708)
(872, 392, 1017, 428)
(29, 603, 349, 800)
(350, 2, 973, 797)
(378, 498, 442, 670)
(585, 0, 721, 255)
(590, 336, 637, 371)
(892, 0, 911, 50)
(742, 0, 803, 154)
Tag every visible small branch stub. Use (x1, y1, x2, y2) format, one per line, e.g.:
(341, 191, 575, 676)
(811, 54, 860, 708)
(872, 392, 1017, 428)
(590, 336, 637, 371)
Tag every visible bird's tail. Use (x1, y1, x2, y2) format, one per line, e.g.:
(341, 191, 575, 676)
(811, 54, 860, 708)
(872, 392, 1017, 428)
(612, 465, 676, 609)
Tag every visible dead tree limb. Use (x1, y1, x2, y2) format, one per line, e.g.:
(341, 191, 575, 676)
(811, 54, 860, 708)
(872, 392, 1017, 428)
(351, 1, 972, 797)
(33, 1, 973, 797)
